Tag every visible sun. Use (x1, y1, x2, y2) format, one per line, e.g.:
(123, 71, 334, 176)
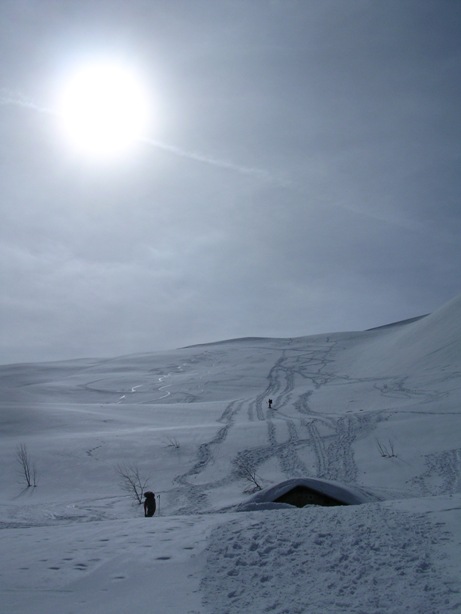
(57, 60, 150, 159)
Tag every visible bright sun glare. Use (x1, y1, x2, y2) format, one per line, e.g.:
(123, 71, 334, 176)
(57, 60, 150, 159)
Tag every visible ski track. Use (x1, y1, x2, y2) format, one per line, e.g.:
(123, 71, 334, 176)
(409, 448, 461, 496)
(171, 340, 384, 512)
(172, 400, 245, 513)
(373, 377, 447, 404)
(120, 339, 456, 514)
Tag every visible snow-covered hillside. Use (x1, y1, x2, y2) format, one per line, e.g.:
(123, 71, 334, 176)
(1, 295, 461, 613)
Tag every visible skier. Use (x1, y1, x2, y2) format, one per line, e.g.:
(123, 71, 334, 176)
(268, 399, 273, 409)
(143, 491, 156, 517)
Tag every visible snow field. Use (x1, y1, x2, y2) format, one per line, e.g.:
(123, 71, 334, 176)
(1, 295, 461, 612)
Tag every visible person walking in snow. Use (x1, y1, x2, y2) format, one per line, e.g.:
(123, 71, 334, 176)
(268, 399, 273, 409)
(143, 491, 156, 517)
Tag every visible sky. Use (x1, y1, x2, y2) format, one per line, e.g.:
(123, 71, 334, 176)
(0, 0, 460, 365)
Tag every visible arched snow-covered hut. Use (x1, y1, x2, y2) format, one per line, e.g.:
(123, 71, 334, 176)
(236, 478, 379, 511)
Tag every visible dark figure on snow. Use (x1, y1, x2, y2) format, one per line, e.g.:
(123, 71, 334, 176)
(268, 399, 273, 409)
(144, 491, 156, 517)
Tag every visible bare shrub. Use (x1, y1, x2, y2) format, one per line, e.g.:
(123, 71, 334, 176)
(17, 443, 38, 487)
(376, 438, 397, 458)
(232, 456, 262, 493)
(163, 436, 180, 449)
(116, 463, 149, 504)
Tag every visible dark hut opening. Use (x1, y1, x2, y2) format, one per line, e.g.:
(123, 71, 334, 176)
(274, 485, 347, 508)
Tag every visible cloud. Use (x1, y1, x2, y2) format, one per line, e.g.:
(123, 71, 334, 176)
(0, 0, 460, 364)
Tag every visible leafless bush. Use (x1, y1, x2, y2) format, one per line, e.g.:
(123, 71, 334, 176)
(115, 463, 149, 504)
(17, 443, 38, 487)
(233, 456, 262, 492)
(376, 438, 397, 458)
(163, 436, 180, 449)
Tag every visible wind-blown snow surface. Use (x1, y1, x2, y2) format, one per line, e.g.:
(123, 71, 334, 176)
(1, 295, 461, 613)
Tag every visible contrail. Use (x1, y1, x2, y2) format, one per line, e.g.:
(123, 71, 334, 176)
(0, 88, 53, 114)
(1, 87, 272, 180)
(141, 137, 270, 179)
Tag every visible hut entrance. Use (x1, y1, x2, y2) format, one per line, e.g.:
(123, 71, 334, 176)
(274, 485, 347, 508)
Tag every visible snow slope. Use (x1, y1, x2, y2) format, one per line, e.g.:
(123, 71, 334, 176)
(1, 295, 461, 613)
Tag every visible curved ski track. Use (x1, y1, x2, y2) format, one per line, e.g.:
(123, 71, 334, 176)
(171, 340, 454, 513)
(170, 341, 378, 513)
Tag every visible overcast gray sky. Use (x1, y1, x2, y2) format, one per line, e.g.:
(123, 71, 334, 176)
(0, 0, 460, 364)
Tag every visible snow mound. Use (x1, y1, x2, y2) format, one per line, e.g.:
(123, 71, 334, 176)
(348, 292, 461, 376)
